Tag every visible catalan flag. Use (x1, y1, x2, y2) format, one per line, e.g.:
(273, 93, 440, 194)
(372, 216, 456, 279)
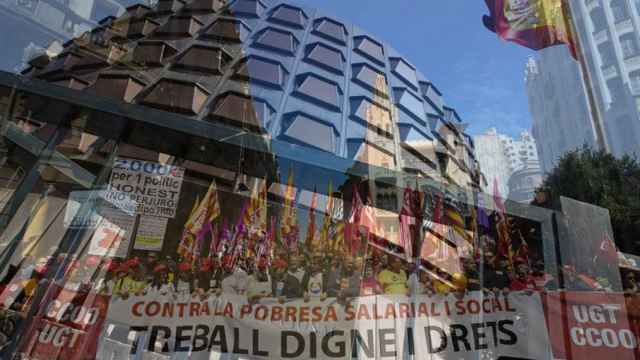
(320, 182, 334, 252)
(178, 180, 221, 261)
(483, 0, 576, 57)
(305, 189, 319, 252)
(281, 169, 299, 251)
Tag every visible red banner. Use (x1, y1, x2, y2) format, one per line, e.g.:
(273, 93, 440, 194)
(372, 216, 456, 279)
(543, 291, 637, 360)
(17, 284, 110, 360)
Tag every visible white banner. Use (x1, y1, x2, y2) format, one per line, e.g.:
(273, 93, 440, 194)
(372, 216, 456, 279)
(105, 158, 185, 218)
(100, 292, 552, 359)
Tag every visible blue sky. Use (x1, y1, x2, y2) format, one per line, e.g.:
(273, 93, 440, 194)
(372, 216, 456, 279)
(291, 0, 536, 137)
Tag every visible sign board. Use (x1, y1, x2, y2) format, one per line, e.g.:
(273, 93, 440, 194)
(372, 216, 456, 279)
(87, 205, 135, 258)
(105, 158, 184, 218)
(133, 215, 168, 251)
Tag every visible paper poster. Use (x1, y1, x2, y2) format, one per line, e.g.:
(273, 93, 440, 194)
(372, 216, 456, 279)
(133, 215, 168, 251)
(88, 206, 135, 258)
(105, 158, 185, 218)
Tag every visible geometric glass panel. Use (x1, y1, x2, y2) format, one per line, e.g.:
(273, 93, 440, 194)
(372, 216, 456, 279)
(201, 18, 251, 43)
(254, 27, 299, 55)
(295, 73, 342, 110)
(352, 97, 392, 131)
(282, 112, 336, 153)
(172, 45, 231, 74)
(394, 88, 426, 122)
(313, 17, 347, 45)
(209, 92, 272, 133)
(233, 56, 287, 89)
(269, 4, 307, 29)
(390, 57, 418, 89)
(353, 63, 388, 97)
(354, 35, 385, 65)
(228, 0, 265, 18)
(305, 43, 344, 74)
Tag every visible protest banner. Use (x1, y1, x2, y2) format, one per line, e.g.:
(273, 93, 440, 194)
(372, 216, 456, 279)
(17, 285, 110, 360)
(101, 292, 552, 359)
(543, 291, 637, 360)
(105, 158, 184, 218)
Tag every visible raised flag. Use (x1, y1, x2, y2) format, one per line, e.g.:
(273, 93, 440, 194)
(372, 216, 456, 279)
(399, 186, 416, 261)
(305, 189, 318, 251)
(178, 180, 221, 261)
(320, 182, 334, 252)
(482, 0, 576, 57)
(281, 169, 299, 251)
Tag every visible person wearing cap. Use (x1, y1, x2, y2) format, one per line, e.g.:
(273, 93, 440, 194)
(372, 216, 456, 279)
(271, 258, 288, 299)
(247, 258, 272, 303)
(175, 262, 194, 297)
(531, 260, 554, 290)
(510, 262, 536, 291)
(150, 263, 174, 296)
(123, 262, 149, 297)
(195, 258, 214, 295)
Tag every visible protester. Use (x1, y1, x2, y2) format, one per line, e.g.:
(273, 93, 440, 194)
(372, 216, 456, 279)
(531, 260, 554, 290)
(175, 262, 194, 296)
(432, 269, 451, 295)
(377, 256, 408, 295)
(247, 258, 272, 303)
(324, 255, 343, 297)
(303, 256, 326, 301)
(623, 271, 639, 294)
(409, 269, 435, 295)
(220, 256, 247, 295)
(338, 257, 362, 300)
(281, 255, 305, 299)
(149, 264, 174, 296)
(360, 261, 382, 296)
(462, 257, 482, 291)
(482, 253, 510, 292)
(271, 258, 288, 297)
(510, 263, 536, 291)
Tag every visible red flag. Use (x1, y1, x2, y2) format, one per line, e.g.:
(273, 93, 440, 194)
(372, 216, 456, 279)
(349, 184, 363, 225)
(305, 190, 318, 251)
(483, 0, 576, 58)
(399, 187, 416, 260)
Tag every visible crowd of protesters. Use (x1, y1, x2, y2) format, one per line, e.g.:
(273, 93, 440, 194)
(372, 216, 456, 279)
(0, 244, 619, 312)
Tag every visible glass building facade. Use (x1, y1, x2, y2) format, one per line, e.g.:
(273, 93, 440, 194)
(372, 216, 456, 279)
(0, 0, 636, 359)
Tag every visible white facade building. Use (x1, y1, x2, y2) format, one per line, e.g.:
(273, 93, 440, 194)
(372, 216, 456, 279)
(570, 0, 640, 158)
(528, 0, 640, 167)
(474, 128, 542, 202)
(526, 49, 599, 174)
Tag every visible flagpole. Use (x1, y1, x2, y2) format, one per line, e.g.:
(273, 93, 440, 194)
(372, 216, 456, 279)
(563, 0, 610, 153)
